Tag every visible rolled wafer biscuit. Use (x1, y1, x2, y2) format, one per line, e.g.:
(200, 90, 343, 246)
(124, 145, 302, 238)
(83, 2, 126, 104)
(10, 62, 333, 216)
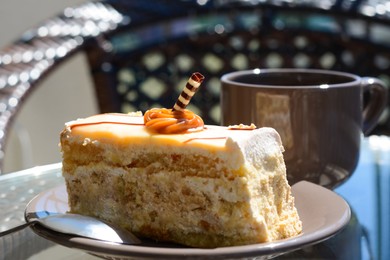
(172, 72, 205, 111)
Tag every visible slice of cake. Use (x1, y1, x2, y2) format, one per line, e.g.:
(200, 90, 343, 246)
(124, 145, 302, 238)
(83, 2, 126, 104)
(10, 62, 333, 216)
(60, 112, 302, 248)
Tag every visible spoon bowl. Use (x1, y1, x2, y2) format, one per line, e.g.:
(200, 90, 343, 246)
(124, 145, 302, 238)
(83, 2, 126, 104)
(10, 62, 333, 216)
(1, 213, 141, 245)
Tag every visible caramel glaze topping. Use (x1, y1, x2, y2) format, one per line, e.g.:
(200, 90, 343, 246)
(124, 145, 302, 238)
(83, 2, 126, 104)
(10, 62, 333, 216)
(67, 113, 144, 130)
(144, 108, 204, 134)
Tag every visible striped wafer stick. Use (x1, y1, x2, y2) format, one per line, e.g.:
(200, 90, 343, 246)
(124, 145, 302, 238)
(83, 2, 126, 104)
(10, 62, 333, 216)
(172, 72, 205, 111)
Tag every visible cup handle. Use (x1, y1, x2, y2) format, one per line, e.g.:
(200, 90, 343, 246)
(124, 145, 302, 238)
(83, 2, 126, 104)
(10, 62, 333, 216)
(362, 77, 388, 135)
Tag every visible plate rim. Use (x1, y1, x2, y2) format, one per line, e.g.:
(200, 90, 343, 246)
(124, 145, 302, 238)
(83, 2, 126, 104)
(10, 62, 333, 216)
(25, 180, 351, 259)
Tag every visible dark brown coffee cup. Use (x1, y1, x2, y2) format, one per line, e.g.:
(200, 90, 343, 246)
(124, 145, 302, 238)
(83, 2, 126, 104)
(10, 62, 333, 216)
(221, 69, 387, 189)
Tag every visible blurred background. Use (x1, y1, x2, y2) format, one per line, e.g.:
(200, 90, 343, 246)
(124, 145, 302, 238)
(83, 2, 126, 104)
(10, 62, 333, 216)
(1, 0, 390, 175)
(0, 0, 98, 173)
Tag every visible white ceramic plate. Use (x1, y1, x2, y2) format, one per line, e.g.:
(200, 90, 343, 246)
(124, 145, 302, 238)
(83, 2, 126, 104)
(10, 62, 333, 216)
(25, 181, 350, 259)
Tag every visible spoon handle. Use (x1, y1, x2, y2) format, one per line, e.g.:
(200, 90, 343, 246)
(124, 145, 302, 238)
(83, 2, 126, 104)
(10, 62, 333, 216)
(0, 221, 35, 237)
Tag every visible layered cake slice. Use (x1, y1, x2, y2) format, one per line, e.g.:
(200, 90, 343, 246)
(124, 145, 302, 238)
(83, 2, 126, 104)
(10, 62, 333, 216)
(60, 111, 302, 247)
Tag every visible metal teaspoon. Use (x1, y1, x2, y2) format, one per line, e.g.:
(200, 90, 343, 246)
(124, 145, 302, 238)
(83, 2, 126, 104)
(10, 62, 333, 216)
(0, 213, 141, 244)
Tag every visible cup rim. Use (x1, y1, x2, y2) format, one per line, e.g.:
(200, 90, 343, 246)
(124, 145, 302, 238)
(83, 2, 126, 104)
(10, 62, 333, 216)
(220, 68, 361, 89)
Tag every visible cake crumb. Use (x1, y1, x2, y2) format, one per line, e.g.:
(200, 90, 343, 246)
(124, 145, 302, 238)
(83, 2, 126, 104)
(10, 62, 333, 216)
(82, 138, 91, 146)
(228, 123, 257, 130)
(128, 111, 143, 117)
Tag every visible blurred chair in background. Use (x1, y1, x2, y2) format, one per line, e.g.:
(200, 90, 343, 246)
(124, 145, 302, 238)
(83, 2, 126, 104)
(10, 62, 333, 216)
(1, 0, 390, 173)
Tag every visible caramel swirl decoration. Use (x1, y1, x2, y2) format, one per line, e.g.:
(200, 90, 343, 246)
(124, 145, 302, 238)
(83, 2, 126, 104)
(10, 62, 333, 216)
(144, 108, 204, 134)
(144, 72, 205, 134)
